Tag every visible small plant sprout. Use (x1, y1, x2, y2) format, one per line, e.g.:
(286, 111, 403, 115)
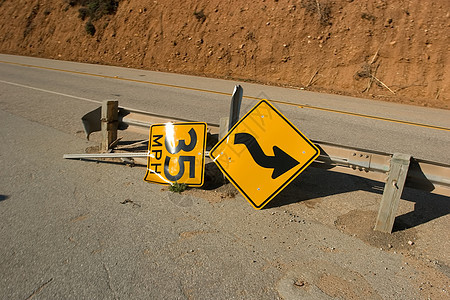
(169, 182, 187, 193)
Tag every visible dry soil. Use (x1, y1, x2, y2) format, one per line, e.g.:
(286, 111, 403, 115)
(0, 0, 449, 108)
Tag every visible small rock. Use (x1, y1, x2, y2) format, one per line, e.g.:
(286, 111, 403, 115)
(384, 18, 393, 27)
(294, 280, 305, 287)
(408, 240, 414, 246)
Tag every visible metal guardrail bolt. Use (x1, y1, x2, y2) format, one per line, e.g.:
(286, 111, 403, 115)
(392, 180, 399, 189)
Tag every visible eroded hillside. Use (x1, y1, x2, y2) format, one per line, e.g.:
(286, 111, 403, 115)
(0, 0, 448, 108)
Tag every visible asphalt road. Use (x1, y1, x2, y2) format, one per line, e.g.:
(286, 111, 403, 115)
(0, 108, 428, 299)
(0, 54, 449, 299)
(0, 54, 449, 164)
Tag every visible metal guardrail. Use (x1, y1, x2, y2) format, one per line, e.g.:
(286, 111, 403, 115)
(312, 141, 450, 191)
(122, 107, 220, 134)
(75, 88, 450, 233)
(117, 111, 450, 191)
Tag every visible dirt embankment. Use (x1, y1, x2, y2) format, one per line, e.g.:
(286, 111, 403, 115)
(0, 0, 449, 109)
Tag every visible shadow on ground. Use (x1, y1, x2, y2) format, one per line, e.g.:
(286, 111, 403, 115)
(100, 139, 449, 232)
(198, 155, 449, 233)
(266, 167, 449, 232)
(200, 161, 449, 233)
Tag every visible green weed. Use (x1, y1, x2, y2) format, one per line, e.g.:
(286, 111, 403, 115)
(169, 182, 187, 193)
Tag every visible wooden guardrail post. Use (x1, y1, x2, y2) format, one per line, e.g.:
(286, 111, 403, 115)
(374, 153, 411, 233)
(101, 100, 119, 152)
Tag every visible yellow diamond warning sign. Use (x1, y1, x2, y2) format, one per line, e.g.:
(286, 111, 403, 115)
(210, 100, 319, 209)
(144, 122, 207, 186)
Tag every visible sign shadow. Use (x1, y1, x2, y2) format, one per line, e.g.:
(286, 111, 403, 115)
(265, 167, 449, 232)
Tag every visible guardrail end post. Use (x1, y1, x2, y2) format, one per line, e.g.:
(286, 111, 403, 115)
(219, 117, 230, 141)
(218, 117, 230, 183)
(229, 85, 243, 131)
(374, 153, 411, 233)
(101, 100, 119, 152)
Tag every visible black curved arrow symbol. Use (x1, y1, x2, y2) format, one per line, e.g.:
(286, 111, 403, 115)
(234, 132, 299, 179)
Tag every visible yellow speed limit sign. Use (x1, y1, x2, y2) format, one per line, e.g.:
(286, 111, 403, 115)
(144, 122, 207, 186)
